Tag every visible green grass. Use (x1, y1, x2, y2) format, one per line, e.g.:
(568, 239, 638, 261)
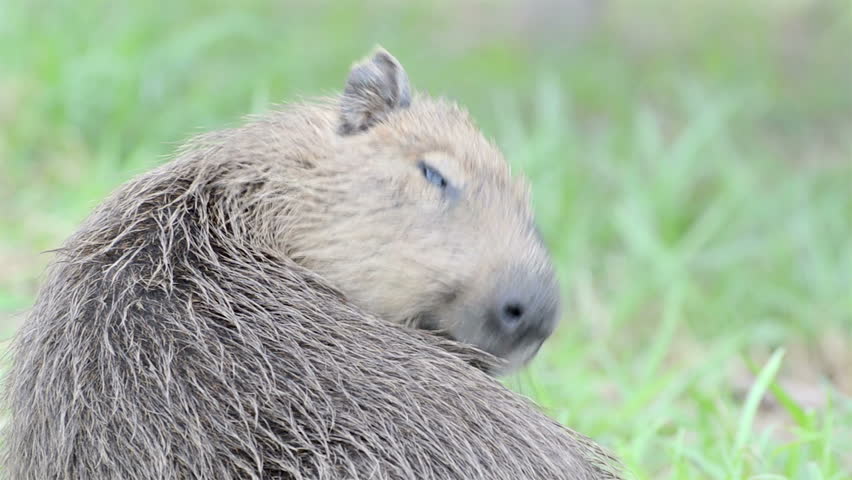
(2, 0, 851, 478)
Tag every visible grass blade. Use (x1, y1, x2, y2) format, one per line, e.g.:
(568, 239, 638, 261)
(733, 348, 786, 476)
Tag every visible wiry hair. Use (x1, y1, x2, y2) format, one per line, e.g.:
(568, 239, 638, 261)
(2, 49, 622, 479)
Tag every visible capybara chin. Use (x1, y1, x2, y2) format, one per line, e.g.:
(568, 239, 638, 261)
(2, 48, 621, 479)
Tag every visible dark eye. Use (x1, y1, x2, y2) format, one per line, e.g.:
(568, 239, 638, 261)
(418, 161, 448, 189)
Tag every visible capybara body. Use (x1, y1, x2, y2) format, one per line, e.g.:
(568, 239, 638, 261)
(2, 49, 621, 479)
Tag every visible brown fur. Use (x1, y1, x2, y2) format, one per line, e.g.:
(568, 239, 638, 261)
(2, 48, 621, 479)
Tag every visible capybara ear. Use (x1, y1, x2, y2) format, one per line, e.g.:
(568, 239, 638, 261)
(338, 46, 411, 135)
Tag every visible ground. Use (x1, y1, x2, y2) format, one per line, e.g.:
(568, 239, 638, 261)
(1, 1, 850, 478)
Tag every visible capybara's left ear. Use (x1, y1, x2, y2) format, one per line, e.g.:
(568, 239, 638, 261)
(338, 46, 411, 135)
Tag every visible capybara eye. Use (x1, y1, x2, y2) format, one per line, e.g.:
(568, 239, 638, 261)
(418, 161, 448, 190)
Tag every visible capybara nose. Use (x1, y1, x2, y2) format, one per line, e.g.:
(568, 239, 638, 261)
(498, 301, 527, 328)
(490, 268, 560, 342)
(494, 296, 558, 340)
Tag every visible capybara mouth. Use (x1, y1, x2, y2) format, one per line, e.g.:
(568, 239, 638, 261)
(408, 308, 547, 374)
(409, 312, 455, 341)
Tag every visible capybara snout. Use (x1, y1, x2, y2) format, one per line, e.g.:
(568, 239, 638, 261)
(488, 263, 560, 354)
(443, 253, 561, 374)
(490, 268, 559, 340)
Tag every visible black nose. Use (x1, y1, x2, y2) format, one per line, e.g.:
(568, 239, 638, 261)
(499, 301, 526, 327)
(490, 270, 560, 341)
(494, 297, 557, 338)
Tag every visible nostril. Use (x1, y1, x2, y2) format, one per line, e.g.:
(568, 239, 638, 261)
(502, 302, 524, 322)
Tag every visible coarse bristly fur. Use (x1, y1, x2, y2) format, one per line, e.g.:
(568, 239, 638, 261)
(2, 47, 622, 479)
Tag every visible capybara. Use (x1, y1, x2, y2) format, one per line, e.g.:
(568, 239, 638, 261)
(2, 48, 621, 479)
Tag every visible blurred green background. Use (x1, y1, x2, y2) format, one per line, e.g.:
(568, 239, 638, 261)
(1, 0, 851, 478)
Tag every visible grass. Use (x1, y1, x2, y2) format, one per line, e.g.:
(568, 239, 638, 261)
(2, 0, 851, 478)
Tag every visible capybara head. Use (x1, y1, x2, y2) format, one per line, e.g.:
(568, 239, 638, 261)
(282, 48, 561, 373)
